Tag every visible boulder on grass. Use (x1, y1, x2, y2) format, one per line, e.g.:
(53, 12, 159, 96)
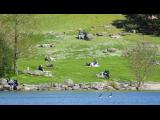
(0, 79, 8, 85)
(64, 79, 74, 86)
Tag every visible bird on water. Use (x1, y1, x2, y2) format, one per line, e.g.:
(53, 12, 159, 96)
(108, 92, 112, 98)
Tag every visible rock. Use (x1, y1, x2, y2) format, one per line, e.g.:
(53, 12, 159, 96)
(23, 70, 52, 77)
(46, 64, 54, 67)
(3, 84, 11, 91)
(45, 56, 55, 62)
(53, 83, 63, 90)
(0, 85, 3, 91)
(22, 84, 39, 91)
(65, 87, 73, 90)
(126, 86, 137, 90)
(64, 79, 74, 86)
(39, 44, 54, 48)
(72, 84, 80, 90)
(80, 84, 90, 89)
(107, 86, 115, 90)
(107, 48, 117, 53)
(109, 82, 120, 90)
(23, 70, 44, 76)
(110, 34, 122, 39)
(61, 84, 68, 89)
(86, 34, 94, 40)
(119, 83, 128, 88)
(53, 83, 62, 87)
(39, 84, 51, 90)
(90, 82, 105, 90)
(43, 71, 53, 77)
(16, 86, 22, 91)
(119, 88, 126, 90)
(96, 33, 104, 36)
(0, 79, 8, 85)
(130, 87, 137, 90)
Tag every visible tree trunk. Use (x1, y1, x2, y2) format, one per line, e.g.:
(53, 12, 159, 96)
(13, 19, 18, 75)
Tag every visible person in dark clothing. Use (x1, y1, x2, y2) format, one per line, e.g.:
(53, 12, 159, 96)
(13, 79, 19, 90)
(103, 70, 110, 79)
(83, 31, 88, 40)
(85, 63, 91, 66)
(38, 65, 43, 71)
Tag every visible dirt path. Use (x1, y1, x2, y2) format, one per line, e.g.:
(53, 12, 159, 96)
(143, 82, 160, 90)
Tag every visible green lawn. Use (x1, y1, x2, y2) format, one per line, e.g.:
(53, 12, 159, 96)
(14, 14, 160, 85)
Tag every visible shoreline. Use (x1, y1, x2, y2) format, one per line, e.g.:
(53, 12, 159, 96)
(1, 79, 160, 92)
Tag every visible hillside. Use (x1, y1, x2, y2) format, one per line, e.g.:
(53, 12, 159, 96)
(16, 14, 160, 84)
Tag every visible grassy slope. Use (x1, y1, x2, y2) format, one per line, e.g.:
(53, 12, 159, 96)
(16, 14, 160, 84)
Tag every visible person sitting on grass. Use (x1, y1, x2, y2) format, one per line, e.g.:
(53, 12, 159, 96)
(38, 65, 43, 71)
(13, 79, 19, 90)
(103, 70, 110, 79)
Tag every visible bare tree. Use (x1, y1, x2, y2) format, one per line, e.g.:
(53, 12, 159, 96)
(124, 40, 158, 89)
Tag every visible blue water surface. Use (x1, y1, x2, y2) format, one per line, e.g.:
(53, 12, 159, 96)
(0, 91, 160, 105)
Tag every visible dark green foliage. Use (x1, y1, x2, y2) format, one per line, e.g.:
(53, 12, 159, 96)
(113, 14, 160, 35)
(0, 34, 13, 78)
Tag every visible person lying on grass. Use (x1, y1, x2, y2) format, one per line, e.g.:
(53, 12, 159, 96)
(86, 59, 99, 67)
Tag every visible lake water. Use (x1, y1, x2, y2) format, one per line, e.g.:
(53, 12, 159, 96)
(0, 91, 160, 105)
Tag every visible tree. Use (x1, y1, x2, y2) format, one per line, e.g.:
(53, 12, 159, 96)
(124, 40, 158, 89)
(123, 14, 160, 35)
(0, 14, 40, 75)
(0, 33, 13, 78)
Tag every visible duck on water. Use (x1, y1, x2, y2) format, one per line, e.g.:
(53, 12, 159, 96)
(98, 92, 113, 98)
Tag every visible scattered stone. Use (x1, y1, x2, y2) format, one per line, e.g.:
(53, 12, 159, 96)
(3, 84, 11, 91)
(44, 71, 53, 77)
(53, 83, 62, 88)
(80, 83, 90, 89)
(46, 64, 54, 67)
(23, 70, 52, 77)
(107, 48, 117, 53)
(65, 87, 73, 90)
(0, 85, 3, 91)
(86, 34, 94, 40)
(110, 34, 122, 39)
(0, 79, 8, 85)
(119, 83, 128, 88)
(16, 86, 22, 91)
(90, 82, 106, 90)
(45, 56, 55, 62)
(109, 81, 121, 90)
(61, 84, 68, 89)
(96, 33, 104, 36)
(39, 84, 51, 90)
(22, 84, 39, 91)
(107, 86, 115, 90)
(72, 84, 80, 90)
(127, 86, 137, 90)
(64, 79, 74, 86)
(39, 43, 55, 48)
(23, 70, 44, 76)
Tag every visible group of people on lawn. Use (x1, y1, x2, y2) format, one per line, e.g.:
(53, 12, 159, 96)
(86, 59, 110, 79)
